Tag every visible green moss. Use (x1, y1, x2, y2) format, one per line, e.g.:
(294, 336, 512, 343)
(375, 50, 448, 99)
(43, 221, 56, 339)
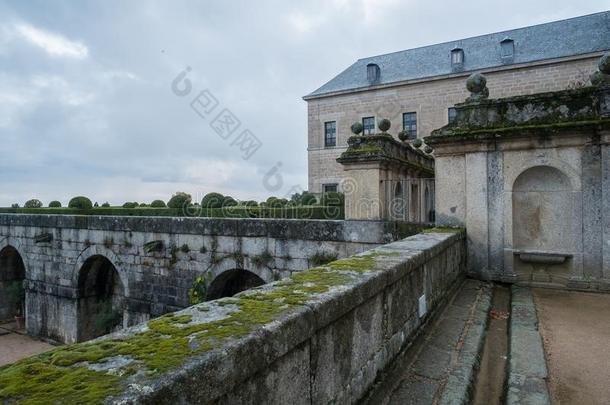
(326, 251, 399, 273)
(422, 227, 464, 233)
(0, 360, 121, 405)
(0, 304, 290, 404)
(309, 251, 338, 267)
(0, 249, 402, 404)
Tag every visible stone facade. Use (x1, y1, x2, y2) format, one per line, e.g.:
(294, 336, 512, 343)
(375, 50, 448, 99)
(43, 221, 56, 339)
(426, 75, 610, 291)
(0, 214, 425, 343)
(336, 134, 435, 221)
(307, 56, 601, 193)
(0, 230, 466, 404)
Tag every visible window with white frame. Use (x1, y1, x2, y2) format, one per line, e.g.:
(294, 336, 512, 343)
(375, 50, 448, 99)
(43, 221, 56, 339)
(324, 121, 336, 147)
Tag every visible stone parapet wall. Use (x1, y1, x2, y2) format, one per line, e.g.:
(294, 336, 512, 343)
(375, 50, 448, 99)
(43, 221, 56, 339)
(0, 215, 427, 343)
(0, 230, 466, 404)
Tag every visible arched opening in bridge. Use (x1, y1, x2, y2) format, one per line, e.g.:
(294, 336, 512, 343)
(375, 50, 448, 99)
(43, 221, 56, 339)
(206, 269, 265, 301)
(0, 246, 26, 322)
(77, 255, 124, 342)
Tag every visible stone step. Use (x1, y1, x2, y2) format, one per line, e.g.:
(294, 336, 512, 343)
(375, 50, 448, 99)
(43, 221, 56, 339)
(360, 279, 493, 405)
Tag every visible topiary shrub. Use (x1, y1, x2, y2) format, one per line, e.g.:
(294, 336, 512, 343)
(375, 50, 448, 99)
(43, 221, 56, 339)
(139, 203, 148, 207)
(167, 192, 192, 209)
(319, 192, 344, 207)
(24, 199, 43, 208)
(266, 197, 288, 208)
(48, 200, 62, 208)
(150, 200, 166, 208)
(242, 200, 258, 207)
(378, 118, 391, 132)
(122, 202, 138, 209)
(101, 202, 111, 208)
(201, 192, 224, 209)
(222, 196, 238, 207)
(351, 122, 364, 135)
(300, 192, 317, 205)
(68, 196, 93, 210)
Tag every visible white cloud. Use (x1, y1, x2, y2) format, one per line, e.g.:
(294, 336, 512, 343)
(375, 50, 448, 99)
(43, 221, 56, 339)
(16, 23, 88, 59)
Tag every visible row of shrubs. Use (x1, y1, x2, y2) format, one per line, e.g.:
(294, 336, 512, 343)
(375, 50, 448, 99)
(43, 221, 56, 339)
(4, 192, 345, 220)
(0, 206, 345, 220)
(12, 191, 343, 210)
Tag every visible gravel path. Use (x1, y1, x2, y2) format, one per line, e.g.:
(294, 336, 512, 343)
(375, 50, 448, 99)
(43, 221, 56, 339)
(533, 288, 610, 405)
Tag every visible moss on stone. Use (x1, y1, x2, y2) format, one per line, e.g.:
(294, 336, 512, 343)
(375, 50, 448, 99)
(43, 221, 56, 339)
(422, 227, 464, 233)
(0, 249, 402, 404)
(326, 251, 400, 273)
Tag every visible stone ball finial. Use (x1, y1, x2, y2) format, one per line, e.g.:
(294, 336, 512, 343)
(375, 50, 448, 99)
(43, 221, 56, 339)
(378, 118, 391, 132)
(466, 72, 489, 102)
(412, 138, 423, 148)
(423, 145, 433, 154)
(599, 52, 610, 74)
(398, 130, 409, 142)
(351, 122, 363, 135)
(591, 52, 610, 86)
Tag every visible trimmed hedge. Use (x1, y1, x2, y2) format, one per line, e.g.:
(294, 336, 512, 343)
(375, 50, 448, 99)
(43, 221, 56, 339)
(68, 196, 93, 210)
(0, 206, 345, 220)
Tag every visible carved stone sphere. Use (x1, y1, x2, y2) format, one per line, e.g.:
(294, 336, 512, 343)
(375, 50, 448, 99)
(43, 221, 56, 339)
(412, 138, 423, 148)
(466, 73, 487, 94)
(351, 122, 363, 135)
(398, 130, 409, 142)
(599, 52, 610, 74)
(378, 118, 391, 132)
(424, 145, 433, 154)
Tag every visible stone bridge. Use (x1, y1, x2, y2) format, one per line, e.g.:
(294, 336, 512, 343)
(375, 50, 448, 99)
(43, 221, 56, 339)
(0, 214, 424, 343)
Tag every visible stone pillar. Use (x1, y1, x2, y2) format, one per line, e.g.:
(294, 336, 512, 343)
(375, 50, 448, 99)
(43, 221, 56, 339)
(341, 162, 385, 220)
(337, 130, 434, 221)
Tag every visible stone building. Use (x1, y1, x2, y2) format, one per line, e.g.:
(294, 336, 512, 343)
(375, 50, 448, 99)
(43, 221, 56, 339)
(304, 11, 610, 194)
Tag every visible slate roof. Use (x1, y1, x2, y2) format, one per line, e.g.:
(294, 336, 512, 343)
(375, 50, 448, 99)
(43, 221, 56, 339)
(305, 11, 610, 99)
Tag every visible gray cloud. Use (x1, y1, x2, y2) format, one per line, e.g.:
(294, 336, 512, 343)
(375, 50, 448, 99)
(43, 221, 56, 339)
(0, 0, 607, 206)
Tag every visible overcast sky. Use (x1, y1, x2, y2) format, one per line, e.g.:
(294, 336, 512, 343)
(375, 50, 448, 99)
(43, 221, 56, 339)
(0, 0, 608, 206)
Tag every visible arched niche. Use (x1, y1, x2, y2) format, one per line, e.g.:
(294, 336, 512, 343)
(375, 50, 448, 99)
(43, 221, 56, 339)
(511, 165, 577, 285)
(512, 165, 573, 252)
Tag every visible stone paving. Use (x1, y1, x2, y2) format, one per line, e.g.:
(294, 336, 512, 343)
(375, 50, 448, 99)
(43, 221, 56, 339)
(361, 279, 492, 405)
(0, 321, 54, 367)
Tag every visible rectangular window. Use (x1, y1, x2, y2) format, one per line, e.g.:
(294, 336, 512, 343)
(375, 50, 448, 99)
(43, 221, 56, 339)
(324, 121, 336, 147)
(323, 183, 338, 193)
(402, 112, 417, 139)
(448, 107, 457, 123)
(362, 117, 375, 135)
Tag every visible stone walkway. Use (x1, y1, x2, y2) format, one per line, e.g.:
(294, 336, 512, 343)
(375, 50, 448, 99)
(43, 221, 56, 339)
(361, 279, 492, 405)
(0, 321, 54, 367)
(533, 288, 610, 405)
